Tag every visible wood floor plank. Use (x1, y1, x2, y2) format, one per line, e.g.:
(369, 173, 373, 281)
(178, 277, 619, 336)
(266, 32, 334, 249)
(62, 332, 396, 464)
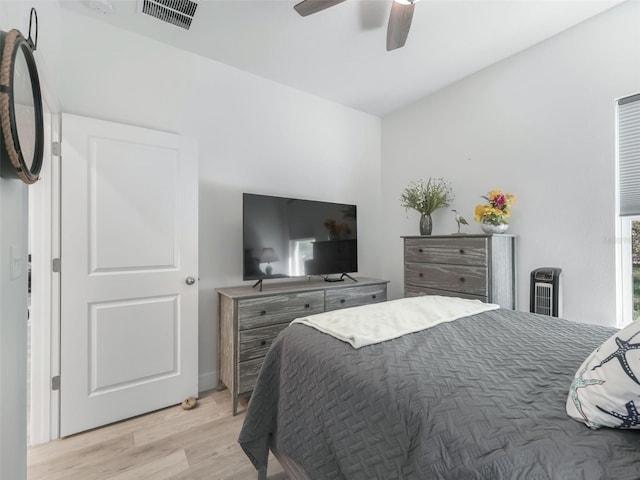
(27, 433, 136, 480)
(105, 449, 190, 480)
(27, 390, 288, 480)
(28, 393, 220, 468)
(133, 398, 234, 447)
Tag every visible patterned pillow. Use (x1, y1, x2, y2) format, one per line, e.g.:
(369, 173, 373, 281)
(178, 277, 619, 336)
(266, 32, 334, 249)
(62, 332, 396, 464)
(566, 320, 640, 429)
(567, 321, 640, 429)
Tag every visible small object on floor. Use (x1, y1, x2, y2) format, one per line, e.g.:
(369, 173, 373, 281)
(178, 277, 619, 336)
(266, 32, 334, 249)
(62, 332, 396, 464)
(181, 396, 198, 410)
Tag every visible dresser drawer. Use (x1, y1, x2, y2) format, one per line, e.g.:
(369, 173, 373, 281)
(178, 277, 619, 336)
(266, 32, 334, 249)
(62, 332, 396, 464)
(238, 357, 264, 395)
(325, 284, 387, 311)
(405, 284, 487, 302)
(405, 262, 487, 296)
(404, 237, 487, 266)
(239, 323, 288, 362)
(238, 291, 325, 330)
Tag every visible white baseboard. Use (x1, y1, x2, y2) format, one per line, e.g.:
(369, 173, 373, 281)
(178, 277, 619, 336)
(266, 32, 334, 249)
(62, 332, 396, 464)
(198, 371, 218, 393)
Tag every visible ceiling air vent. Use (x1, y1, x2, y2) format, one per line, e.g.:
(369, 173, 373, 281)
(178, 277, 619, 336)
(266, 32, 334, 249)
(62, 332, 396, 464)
(140, 0, 198, 30)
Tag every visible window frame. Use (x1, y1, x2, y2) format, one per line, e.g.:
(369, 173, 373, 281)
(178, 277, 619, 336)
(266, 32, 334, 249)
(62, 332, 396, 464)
(616, 92, 640, 327)
(618, 216, 635, 327)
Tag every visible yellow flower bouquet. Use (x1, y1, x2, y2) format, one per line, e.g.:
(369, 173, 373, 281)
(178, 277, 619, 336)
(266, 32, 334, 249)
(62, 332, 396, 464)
(475, 190, 516, 231)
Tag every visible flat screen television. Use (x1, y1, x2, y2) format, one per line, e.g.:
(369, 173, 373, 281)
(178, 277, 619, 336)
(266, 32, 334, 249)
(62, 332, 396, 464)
(243, 193, 357, 282)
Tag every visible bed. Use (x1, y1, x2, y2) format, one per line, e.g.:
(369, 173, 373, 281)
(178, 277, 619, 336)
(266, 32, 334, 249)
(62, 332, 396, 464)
(238, 298, 640, 480)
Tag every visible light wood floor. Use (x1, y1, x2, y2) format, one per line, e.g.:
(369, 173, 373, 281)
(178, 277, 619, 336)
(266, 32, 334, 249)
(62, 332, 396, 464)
(27, 390, 288, 480)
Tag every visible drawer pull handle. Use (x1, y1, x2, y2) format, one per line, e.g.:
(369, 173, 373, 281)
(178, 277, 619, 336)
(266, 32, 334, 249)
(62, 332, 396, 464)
(260, 340, 267, 346)
(304, 303, 310, 308)
(459, 277, 466, 283)
(340, 299, 346, 303)
(419, 273, 424, 277)
(459, 249, 465, 254)
(260, 310, 267, 315)
(372, 294, 377, 299)
(418, 248, 423, 253)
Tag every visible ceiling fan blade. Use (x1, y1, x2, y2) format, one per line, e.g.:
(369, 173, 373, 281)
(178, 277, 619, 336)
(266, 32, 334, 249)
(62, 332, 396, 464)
(386, 1, 415, 51)
(294, 0, 347, 17)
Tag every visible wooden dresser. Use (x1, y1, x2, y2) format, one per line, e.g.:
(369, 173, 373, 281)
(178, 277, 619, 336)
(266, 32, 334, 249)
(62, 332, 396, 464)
(403, 234, 516, 309)
(217, 277, 389, 414)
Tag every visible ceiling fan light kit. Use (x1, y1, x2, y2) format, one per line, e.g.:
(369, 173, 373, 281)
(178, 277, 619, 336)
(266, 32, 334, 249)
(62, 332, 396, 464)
(294, 0, 418, 51)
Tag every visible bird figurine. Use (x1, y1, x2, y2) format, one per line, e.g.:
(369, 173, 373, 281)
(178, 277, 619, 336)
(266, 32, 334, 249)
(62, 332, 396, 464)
(452, 209, 468, 234)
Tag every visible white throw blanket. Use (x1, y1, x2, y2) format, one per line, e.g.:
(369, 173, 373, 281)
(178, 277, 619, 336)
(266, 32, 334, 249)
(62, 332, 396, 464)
(291, 295, 500, 349)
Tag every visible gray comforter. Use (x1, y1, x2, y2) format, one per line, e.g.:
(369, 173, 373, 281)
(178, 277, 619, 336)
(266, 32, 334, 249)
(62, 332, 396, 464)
(239, 309, 640, 479)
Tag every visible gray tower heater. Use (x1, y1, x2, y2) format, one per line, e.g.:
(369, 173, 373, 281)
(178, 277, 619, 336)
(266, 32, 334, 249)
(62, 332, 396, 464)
(530, 268, 562, 317)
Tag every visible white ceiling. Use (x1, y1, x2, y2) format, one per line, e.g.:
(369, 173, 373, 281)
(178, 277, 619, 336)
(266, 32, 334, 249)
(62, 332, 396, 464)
(61, 0, 626, 116)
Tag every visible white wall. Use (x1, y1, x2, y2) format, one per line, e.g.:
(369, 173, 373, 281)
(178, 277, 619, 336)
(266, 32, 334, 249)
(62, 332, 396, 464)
(381, 1, 640, 327)
(48, 5, 382, 391)
(0, 179, 28, 480)
(0, 181, 28, 480)
(0, 0, 29, 476)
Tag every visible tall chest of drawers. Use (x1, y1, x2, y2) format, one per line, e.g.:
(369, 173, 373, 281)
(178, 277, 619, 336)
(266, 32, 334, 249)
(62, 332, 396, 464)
(403, 234, 516, 309)
(217, 277, 388, 414)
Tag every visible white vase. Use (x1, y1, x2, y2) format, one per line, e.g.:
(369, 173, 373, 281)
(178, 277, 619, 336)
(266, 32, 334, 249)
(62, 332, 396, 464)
(480, 222, 508, 234)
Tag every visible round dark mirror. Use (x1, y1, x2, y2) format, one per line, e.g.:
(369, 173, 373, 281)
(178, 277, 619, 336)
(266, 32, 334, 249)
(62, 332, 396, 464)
(13, 45, 37, 171)
(0, 28, 43, 184)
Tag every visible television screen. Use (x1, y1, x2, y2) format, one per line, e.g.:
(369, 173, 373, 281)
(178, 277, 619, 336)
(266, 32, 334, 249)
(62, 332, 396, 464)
(243, 193, 358, 280)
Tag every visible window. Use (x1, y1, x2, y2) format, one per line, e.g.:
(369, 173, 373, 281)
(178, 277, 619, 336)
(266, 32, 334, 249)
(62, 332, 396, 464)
(620, 216, 640, 325)
(632, 221, 640, 320)
(617, 93, 640, 326)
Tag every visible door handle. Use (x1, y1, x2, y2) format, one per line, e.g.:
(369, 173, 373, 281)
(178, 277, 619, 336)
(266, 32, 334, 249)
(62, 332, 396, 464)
(185, 276, 196, 286)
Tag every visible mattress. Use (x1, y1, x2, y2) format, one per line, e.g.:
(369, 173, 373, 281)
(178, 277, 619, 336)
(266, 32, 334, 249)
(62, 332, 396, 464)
(239, 308, 640, 479)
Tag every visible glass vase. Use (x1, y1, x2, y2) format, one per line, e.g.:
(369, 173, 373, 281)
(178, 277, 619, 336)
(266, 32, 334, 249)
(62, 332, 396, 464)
(419, 213, 433, 235)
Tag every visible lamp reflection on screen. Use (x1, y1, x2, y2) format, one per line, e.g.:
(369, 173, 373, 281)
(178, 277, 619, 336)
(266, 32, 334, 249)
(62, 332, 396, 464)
(261, 247, 279, 276)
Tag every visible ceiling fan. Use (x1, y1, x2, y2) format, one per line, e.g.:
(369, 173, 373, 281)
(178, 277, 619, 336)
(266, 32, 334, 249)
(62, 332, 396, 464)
(293, 0, 419, 51)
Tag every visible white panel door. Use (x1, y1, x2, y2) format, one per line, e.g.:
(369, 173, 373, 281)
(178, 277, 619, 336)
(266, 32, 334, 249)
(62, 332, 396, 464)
(60, 113, 198, 436)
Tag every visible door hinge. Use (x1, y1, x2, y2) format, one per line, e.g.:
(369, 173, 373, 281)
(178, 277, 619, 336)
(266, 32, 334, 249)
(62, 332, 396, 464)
(52, 141, 61, 157)
(51, 375, 61, 391)
(52, 258, 61, 273)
